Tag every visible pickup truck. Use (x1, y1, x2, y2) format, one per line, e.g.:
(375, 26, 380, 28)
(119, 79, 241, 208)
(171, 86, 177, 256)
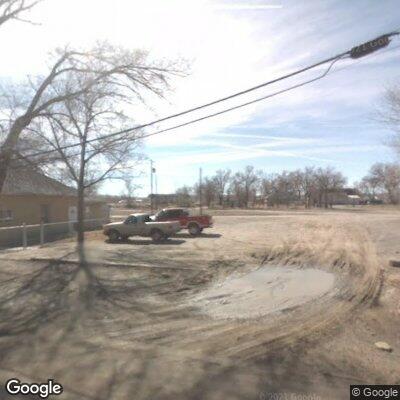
(103, 213, 181, 243)
(152, 208, 213, 236)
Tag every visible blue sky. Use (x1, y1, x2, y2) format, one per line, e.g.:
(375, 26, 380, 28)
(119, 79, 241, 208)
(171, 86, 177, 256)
(139, 0, 400, 196)
(0, 0, 399, 195)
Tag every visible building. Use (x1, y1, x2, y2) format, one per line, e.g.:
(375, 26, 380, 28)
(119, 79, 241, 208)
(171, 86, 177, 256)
(148, 193, 181, 207)
(327, 188, 363, 206)
(0, 168, 109, 226)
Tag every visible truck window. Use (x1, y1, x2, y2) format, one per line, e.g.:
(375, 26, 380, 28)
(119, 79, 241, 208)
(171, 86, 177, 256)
(166, 210, 183, 218)
(156, 210, 166, 219)
(125, 216, 137, 224)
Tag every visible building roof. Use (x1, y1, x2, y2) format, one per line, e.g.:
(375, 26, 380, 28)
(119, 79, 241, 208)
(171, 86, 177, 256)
(1, 168, 77, 197)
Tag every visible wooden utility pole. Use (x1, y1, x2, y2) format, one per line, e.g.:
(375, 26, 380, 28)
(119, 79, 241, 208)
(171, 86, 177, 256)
(150, 159, 154, 213)
(155, 173, 158, 211)
(199, 167, 203, 215)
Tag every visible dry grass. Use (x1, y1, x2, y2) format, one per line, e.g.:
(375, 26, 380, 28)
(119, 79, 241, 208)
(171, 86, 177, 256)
(259, 217, 380, 280)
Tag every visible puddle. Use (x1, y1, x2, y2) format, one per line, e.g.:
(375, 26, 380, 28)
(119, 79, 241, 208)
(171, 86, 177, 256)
(191, 267, 335, 319)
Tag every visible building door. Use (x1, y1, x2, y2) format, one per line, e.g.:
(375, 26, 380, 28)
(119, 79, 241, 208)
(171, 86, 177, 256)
(40, 204, 51, 223)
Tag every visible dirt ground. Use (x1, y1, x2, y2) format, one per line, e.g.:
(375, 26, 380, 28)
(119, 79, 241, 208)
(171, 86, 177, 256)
(0, 207, 400, 399)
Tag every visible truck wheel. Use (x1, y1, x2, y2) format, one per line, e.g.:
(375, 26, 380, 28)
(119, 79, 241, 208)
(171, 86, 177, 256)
(188, 223, 201, 236)
(108, 230, 120, 243)
(121, 235, 129, 242)
(151, 229, 164, 243)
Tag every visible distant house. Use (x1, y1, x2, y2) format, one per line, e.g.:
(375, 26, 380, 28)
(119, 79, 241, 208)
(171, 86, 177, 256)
(327, 188, 363, 206)
(148, 193, 180, 207)
(0, 168, 109, 227)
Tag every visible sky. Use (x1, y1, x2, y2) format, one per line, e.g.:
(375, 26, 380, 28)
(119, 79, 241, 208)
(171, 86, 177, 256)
(0, 0, 399, 196)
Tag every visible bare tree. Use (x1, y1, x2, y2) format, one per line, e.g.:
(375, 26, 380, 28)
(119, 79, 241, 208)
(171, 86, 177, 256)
(298, 166, 317, 208)
(314, 167, 347, 208)
(379, 84, 400, 157)
(122, 176, 141, 208)
(233, 165, 260, 208)
(0, 42, 183, 193)
(202, 177, 217, 207)
(27, 53, 180, 284)
(259, 173, 275, 206)
(362, 163, 400, 204)
(273, 172, 298, 207)
(212, 169, 231, 206)
(33, 93, 138, 281)
(0, 0, 39, 27)
(175, 185, 193, 207)
(356, 175, 380, 203)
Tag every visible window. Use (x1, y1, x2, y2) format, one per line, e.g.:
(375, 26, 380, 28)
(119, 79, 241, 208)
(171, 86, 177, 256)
(0, 209, 13, 222)
(155, 210, 166, 219)
(125, 216, 137, 224)
(165, 209, 183, 218)
(136, 215, 151, 223)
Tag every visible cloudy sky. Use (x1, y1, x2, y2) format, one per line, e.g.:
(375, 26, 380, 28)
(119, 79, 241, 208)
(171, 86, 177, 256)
(1, 0, 399, 196)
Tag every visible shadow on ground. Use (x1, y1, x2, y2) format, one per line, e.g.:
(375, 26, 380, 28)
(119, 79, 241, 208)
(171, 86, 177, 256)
(176, 233, 222, 239)
(106, 239, 186, 246)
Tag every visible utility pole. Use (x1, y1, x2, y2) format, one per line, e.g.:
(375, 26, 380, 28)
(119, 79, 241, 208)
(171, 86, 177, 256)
(155, 173, 158, 211)
(150, 159, 154, 213)
(199, 167, 203, 216)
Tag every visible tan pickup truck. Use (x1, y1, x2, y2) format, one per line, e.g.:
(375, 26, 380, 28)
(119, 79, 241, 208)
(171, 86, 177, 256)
(103, 213, 181, 243)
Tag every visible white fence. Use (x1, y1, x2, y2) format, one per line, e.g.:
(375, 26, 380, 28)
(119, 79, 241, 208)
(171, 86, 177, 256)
(0, 218, 106, 249)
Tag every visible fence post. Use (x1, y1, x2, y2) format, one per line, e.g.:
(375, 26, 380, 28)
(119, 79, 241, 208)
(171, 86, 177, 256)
(40, 221, 44, 247)
(22, 223, 27, 249)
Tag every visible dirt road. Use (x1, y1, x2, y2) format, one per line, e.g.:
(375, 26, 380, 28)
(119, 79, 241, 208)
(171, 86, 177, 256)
(0, 208, 399, 399)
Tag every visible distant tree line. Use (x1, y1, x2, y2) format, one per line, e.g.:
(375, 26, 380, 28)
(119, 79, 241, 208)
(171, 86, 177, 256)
(356, 163, 400, 205)
(174, 162, 400, 209)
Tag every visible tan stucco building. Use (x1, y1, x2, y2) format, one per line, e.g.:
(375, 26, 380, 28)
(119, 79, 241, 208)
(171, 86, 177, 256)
(0, 168, 109, 227)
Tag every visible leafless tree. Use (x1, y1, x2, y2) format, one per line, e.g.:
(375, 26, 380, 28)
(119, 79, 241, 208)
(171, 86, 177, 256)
(356, 175, 380, 203)
(122, 176, 141, 208)
(297, 166, 317, 208)
(0, 42, 184, 193)
(314, 167, 347, 208)
(212, 169, 231, 206)
(175, 185, 193, 207)
(25, 53, 181, 286)
(260, 171, 299, 208)
(231, 165, 260, 208)
(361, 163, 400, 204)
(259, 173, 275, 205)
(32, 92, 140, 283)
(379, 84, 400, 157)
(202, 177, 217, 207)
(0, 0, 39, 27)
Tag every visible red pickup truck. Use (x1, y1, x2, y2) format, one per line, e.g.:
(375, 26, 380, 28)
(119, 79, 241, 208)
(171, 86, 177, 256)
(152, 208, 213, 236)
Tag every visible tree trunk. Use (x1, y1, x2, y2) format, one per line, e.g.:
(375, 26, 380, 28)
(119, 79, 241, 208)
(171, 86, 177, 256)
(305, 193, 310, 209)
(0, 118, 27, 193)
(76, 141, 94, 283)
(77, 183, 86, 267)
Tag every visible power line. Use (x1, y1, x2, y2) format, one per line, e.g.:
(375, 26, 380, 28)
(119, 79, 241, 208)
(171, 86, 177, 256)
(14, 39, 400, 170)
(16, 30, 400, 160)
